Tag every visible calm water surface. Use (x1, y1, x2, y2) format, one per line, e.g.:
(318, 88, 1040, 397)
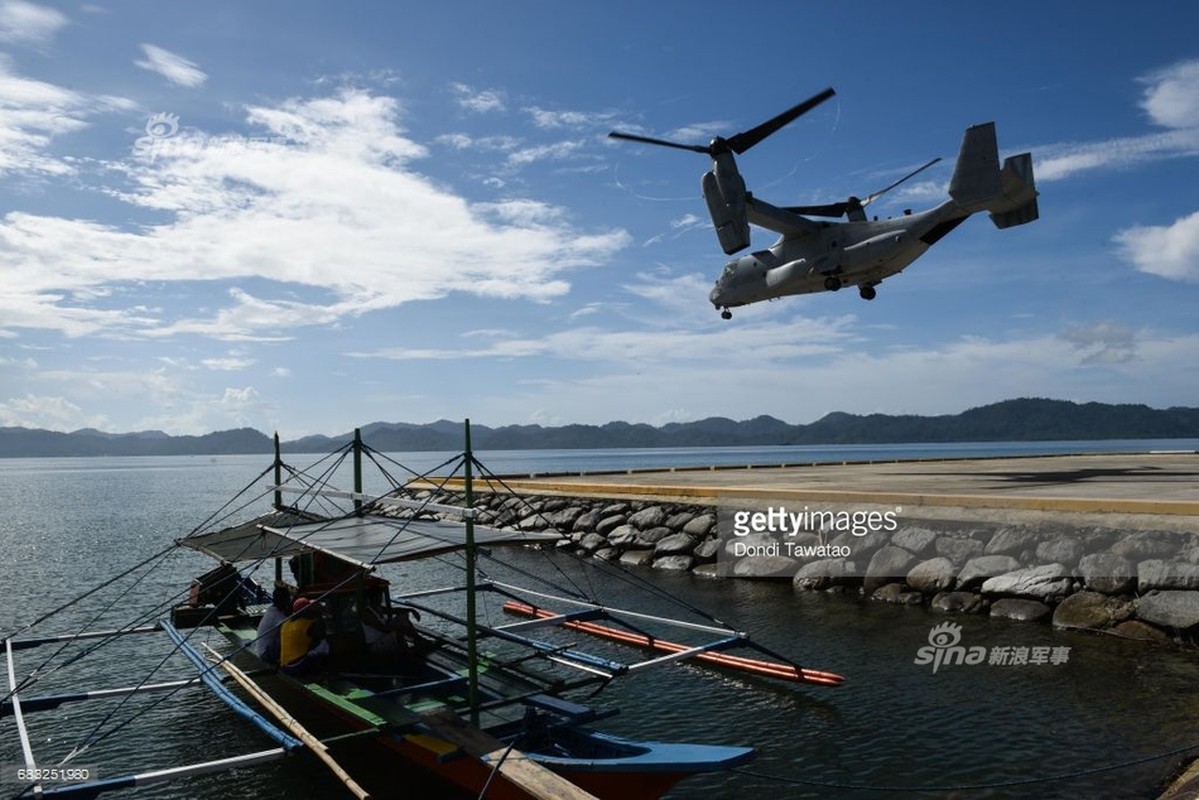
(2, 442, 1198, 799)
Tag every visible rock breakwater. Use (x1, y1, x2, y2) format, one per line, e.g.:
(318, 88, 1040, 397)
(410, 488, 1199, 644)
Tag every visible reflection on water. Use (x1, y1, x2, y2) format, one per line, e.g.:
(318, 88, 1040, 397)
(2, 449, 1198, 799)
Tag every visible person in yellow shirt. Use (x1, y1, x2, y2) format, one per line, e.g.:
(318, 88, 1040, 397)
(279, 597, 329, 676)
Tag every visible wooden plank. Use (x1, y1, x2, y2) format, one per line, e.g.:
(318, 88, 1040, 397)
(200, 644, 371, 800)
(419, 708, 600, 800)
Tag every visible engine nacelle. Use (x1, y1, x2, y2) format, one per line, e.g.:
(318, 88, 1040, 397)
(702, 154, 751, 255)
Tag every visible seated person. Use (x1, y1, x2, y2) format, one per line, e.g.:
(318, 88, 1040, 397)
(279, 598, 330, 676)
(254, 586, 291, 664)
(361, 603, 429, 663)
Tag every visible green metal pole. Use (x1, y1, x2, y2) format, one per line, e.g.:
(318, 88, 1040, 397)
(353, 428, 363, 515)
(272, 433, 283, 510)
(273, 433, 283, 584)
(463, 419, 479, 725)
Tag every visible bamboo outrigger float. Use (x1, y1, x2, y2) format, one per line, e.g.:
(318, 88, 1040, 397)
(2, 422, 843, 799)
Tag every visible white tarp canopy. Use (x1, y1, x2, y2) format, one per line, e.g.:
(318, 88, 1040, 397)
(180, 512, 560, 569)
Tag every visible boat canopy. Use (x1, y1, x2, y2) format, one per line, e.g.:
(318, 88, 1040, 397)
(179, 512, 559, 569)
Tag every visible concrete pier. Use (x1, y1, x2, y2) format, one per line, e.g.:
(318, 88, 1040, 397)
(479, 452, 1199, 531)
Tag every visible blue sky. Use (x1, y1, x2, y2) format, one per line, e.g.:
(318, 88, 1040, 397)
(1, 1, 1197, 438)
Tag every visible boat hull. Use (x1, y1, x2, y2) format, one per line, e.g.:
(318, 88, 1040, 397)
(214, 620, 752, 800)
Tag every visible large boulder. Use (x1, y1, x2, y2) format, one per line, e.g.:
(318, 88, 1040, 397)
(595, 515, 626, 536)
(957, 555, 1022, 590)
(628, 506, 667, 530)
(906, 557, 957, 594)
(1036, 537, 1083, 567)
(572, 508, 603, 532)
(1137, 560, 1199, 592)
(984, 527, 1042, 557)
(990, 598, 1052, 622)
(619, 549, 655, 567)
(683, 514, 716, 537)
(931, 591, 987, 614)
(891, 527, 939, 556)
(872, 583, 923, 606)
(1077, 552, 1136, 595)
(577, 532, 607, 553)
(692, 538, 721, 563)
(654, 533, 697, 557)
(652, 555, 694, 571)
(605, 525, 638, 547)
(1136, 590, 1199, 630)
(1110, 532, 1181, 561)
(1052, 591, 1131, 630)
(864, 546, 916, 593)
(980, 564, 1071, 600)
(793, 559, 859, 591)
(633, 526, 674, 547)
(934, 536, 985, 566)
(733, 555, 799, 578)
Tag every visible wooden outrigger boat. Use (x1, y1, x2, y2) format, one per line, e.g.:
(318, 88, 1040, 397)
(2, 423, 843, 799)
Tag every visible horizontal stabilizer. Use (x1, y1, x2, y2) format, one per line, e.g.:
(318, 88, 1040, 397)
(988, 152, 1039, 229)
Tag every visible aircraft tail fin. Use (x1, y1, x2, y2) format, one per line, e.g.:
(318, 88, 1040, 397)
(948, 122, 1038, 228)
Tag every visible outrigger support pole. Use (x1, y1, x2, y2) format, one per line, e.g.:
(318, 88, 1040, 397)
(274, 432, 283, 584)
(353, 428, 363, 516)
(272, 433, 283, 511)
(464, 418, 480, 727)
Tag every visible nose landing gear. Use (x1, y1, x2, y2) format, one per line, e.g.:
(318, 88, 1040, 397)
(720, 308, 732, 320)
(859, 285, 877, 301)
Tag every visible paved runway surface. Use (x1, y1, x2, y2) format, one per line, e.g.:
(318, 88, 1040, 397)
(483, 453, 1199, 517)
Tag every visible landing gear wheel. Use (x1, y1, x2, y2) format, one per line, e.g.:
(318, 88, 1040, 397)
(823, 276, 841, 292)
(859, 285, 877, 301)
(720, 308, 732, 320)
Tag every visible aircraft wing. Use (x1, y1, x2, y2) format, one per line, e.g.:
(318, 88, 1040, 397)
(746, 196, 822, 238)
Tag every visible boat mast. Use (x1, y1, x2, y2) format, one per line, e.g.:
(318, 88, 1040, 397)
(272, 433, 283, 511)
(353, 428, 364, 515)
(464, 419, 480, 725)
(273, 433, 283, 585)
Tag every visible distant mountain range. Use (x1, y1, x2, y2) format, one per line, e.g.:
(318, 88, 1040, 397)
(3, 398, 1198, 458)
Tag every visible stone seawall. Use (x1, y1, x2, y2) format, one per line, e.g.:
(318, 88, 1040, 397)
(423, 488, 1199, 644)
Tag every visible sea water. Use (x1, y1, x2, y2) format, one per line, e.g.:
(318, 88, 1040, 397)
(2, 442, 1198, 799)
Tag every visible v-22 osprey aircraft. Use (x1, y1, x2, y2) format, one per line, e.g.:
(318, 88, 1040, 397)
(609, 88, 1039, 318)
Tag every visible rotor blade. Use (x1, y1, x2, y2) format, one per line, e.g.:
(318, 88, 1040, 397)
(726, 87, 836, 155)
(607, 131, 711, 154)
(860, 156, 942, 207)
(783, 201, 848, 218)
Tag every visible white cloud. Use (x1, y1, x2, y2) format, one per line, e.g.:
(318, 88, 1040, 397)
(1140, 59, 1199, 130)
(451, 82, 506, 113)
(0, 84, 630, 340)
(0, 57, 134, 177)
(0, 0, 67, 44)
(0, 393, 102, 429)
(434, 132, 520, 152)
(1037, 58, 1199, 182)
(525, 107, 620, 130)
(201, 355, 256, 371)
(1059, 322, 1136, 364)
(1113, 210, 1199, 282)
(507, 139, 584, 166)
(349, 314, 857, 365)
(135, 44, 207, 88)
(461, 328, 1199, 427)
